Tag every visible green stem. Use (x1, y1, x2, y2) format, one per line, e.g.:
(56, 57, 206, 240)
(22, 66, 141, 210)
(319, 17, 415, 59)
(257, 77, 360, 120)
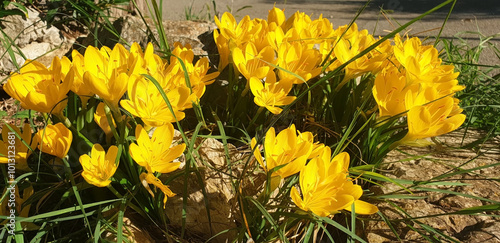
(246, 106, 265, 131)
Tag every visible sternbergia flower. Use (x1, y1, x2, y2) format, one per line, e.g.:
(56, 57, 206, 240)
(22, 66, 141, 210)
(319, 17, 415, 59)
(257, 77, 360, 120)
(251, 124, 313, 179)
(129, 124, 185, 174)
(249, 72, 296, 114)
(393, 34, 460, 86)
(71, 50, 94, 107)
(291, 147, 378, 217)
(321, 23, 391, 82)
(233, 43, 276, 81)
(94, 102, 122, 143)
(214, 13, 255, 48)
(166, 43, 219, 101)
(214, 30, 231, 70)
(129, 42, 165, 77)
(0, 123, 36, 171)
(277, 42, 322, 84)
(82, 44, 129, 110)
(400, 97, 466, 145)
(140, 172, 176, 208)
(267, 7, 286, 27)
(34, 123, 72, 159)
(4, 57, 73, 116)
(120, 74, 191, 126)
(79, 144, 118, 187)
(373, 67, 419, 117)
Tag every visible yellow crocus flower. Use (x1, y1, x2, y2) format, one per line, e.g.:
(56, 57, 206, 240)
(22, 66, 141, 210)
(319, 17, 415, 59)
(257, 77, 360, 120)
(129, 124, 185, 174)
(251, 124, 313, 179)
(140, 172, 176, 208)
(0, 123, 35, 171)
(277, 42, 322, 84)
(82, 44, 129, 109)
(94, 102, 120, 143)
(267, 6, 285, 27)
(120, 74, 191, 127)
(401, 97, 466, 144)
(34, 123, 72, 159)
(4, 57, 73, 115)
(71, 50, 94, 107)
(233, 43, 276, 80)
(291, 148, 378, 217)
(79, 144, 118, 187)
(213, 30, 230, 70)
(373, 67, 419, 117)
(249, 72, 296, 114)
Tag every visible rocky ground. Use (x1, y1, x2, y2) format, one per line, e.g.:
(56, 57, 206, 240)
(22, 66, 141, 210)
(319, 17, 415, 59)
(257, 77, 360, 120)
(1, 4, 500, 242)
(366, 130, 500, 242)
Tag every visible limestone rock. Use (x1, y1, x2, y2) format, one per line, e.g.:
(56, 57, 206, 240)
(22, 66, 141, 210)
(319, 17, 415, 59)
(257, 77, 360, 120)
(163, 136, 262, 242)
(0, 6, 70, 74)
(92, 15, 217, 56)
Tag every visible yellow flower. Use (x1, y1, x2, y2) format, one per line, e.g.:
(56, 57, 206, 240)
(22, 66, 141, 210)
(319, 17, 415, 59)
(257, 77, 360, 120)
(249, 72, 296, 114)
(94, 102, 120, 143)
(1, 184, 37, 230)
(79, 144, 118, 187)
(233, 43, 276, 80)
(393, 35, 460, 87)
(291, 148, 378, 217)
(120, 74, 191, 127)
(4, 57, 73, 115)
(329, 24, 391, 81)
(214, 13, 254, 47)
(277, 42, 322, 84)
(267, 6, 286, 27)
(140, 172, 176, 208)
(401, 97, 466, 144)
(71, 50, 94, 107)
(129, 42, 165, 77)
(165, 42, 219, 102)
(34, 123, 72, 159)
(82, 44, 129, 109)
(251, 124, 313, 179)
(0, 123, 35, 171)
(129, 124, 185, 174)
(213, 30, 230, 70)
(373, 67, 419, 117)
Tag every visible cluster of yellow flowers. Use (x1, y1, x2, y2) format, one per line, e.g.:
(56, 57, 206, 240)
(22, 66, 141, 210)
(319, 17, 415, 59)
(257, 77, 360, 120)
(4, 42, 217, 126)
(0, 6, 467, 226)
(373, 35, 465, 145)
(252, 125, 378, 217)
(2, 42, 216, 205)
(217, 7, 465, 145)
(214, 8, 391, 114)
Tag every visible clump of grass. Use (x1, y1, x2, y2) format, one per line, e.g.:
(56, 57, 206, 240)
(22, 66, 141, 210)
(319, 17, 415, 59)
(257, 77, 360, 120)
(440, 30, 500, 142)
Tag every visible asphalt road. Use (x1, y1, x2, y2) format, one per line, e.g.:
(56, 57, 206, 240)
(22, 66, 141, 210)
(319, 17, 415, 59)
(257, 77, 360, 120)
(161, 0, 500, 66)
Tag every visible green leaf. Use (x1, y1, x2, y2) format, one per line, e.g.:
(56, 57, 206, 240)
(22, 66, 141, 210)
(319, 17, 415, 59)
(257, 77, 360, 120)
(0, 110, 8, 119)
(12, 110, 36, 119)
(454, 204, 500, 215)
(0, 9, 25, 18)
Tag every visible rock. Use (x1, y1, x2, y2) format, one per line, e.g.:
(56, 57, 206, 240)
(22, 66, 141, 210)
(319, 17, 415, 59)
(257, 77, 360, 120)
(87, 15, 217, 56)
(364, 129, 500, 242)
(163, 136, 262, 242)
(0, 6, 70, 74)
(21, 42, 51, 60)
(104, 216, 155, 242)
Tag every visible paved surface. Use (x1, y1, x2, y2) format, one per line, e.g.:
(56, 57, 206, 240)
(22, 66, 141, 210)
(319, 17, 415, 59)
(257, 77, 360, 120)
(161, 0, 500, 66)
